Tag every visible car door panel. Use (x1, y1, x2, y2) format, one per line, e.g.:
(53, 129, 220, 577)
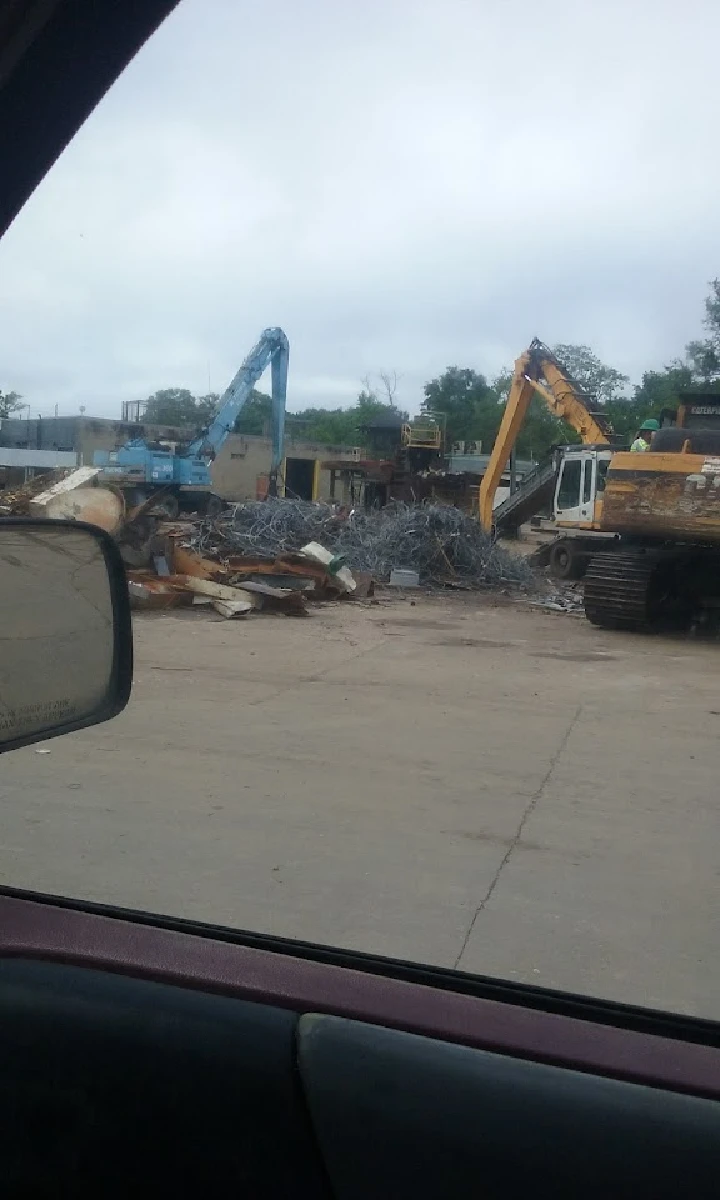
(1, 890, 718, 1099)
(0, 958, 332, 1198)
(0, 894, 719, 1197)
(298, 1013, 720, 1199)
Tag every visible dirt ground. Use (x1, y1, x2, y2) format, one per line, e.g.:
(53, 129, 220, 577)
(1, 588, 718, 1018)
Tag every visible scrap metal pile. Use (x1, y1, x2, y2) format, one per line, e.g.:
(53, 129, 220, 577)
(125, 503, 363, 620)
(194, 499, 533, 589)
(127, 499, 531, 620)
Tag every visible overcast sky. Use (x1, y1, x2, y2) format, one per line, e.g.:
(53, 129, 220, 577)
(0, 0, 718, 419)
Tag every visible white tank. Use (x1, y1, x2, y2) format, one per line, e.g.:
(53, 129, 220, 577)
(31, 486, 124, 533)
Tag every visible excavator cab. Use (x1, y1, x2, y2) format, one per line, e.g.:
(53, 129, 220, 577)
(554, 447, 614, 529)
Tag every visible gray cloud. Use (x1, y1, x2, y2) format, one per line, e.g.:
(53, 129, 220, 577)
(0, 0, 717, 418)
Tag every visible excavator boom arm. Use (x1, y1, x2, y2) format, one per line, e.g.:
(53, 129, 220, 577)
(478, 355, 537, 532)
(536, 354, 611, 443)
(187, 327, 289, 471)
(478, 340, 611, 532)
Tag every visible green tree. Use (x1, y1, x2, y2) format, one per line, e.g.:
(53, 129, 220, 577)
(617, 365, 693, 437)
(685, 278, 720, 382)
(552, 344, 629, 404)
(354, 387, 404, 427)
(627, 363, 720, 436)
(142, 382, 401, 447)
(144, 387, 249, 431)
(421, 366, 497, 446)
(0, 389, 24, 419)
(289, 407, 358, 444)
(618, 281, 720, 436)
(144, 388, 200, 425)
(289, 389, 403, 447)
(234, 389, 272, 435)
(196, 392, 220, 425)
(520, 396, 576, 459)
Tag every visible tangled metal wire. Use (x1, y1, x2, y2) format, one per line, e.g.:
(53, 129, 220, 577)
(194, 499, 344, 559)
(194, 499, 533, 588)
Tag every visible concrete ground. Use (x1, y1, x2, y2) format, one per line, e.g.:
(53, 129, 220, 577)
(1, 590, 718, 1018)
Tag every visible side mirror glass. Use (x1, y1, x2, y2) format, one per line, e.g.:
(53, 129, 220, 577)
(0, 520, 132, 752)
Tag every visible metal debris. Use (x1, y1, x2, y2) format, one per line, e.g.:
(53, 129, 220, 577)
(192, 499, 533, 589)
(127, 575, 196, 611)
(389, 569, 420, 588)
(127, 567, 308, 618)
(529, 583, 585, 613)
(0, 468, 74, 515)
(193, 499, 345, 560)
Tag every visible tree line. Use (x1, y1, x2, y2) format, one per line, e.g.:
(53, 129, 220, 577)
(5, 281, 720, 462)
(140, 377, 404, 448)
(421, 279, 720, 460)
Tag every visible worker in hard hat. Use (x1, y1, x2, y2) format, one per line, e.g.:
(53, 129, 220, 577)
(630, 419, 660, 452)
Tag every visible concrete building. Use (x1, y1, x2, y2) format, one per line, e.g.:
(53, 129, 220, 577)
(0, 416, 360, 502)
(0, 415, 191, 462)
(212, 433, 360, 501)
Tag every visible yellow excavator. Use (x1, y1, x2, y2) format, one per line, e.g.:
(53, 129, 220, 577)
(479, 340, 720, 630)
(478, 339, 617, 580)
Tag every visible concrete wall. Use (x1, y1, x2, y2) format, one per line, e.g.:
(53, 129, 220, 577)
(1, 415, 85, 452)
(0, 448, 78, 468)
(211, 433, 359, 501)
(0, 416, 194, 461)
(284, 435, 359, 502)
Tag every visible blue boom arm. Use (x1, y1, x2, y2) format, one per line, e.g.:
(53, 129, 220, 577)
(187, 327, 289, 474)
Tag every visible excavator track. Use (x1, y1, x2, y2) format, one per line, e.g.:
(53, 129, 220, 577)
(583, 550, 662, 630)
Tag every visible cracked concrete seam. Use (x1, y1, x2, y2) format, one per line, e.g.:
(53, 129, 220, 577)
(453, 703, 584, 970)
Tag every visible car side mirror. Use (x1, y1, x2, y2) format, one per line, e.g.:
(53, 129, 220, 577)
(0, 519, 132, 753)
